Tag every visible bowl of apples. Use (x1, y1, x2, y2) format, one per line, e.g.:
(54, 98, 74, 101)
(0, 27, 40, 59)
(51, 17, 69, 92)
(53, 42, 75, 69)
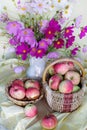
(5, 78, 44, 106)
(42, 58, 86, 112)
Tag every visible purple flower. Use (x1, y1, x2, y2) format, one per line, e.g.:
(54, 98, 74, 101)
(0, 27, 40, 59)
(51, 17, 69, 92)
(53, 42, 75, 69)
(79, 26, 87, 39)
(6, 21, 23, 35)
(16, 43, 30, 60)
(54, 38, 64, 49)
(64, 26, 74, 38)
(49, 18, 61, 32)
(35, 48, 45, 58)
(14, 66, 25, 74)
(17, 28, 37, 47)
(44, 39, 53, 45)
(66, 36, 75, 48)
(75, 15, 82, 28)
(9, 36, 19, 45)
(30, 47, 37, 57)
(82, 45, 87, 53)
(47, 52, 60, 59)
(44, 26, 56, 39)
(38, 39, 48, 50)
(71, 47, 79, 55)
(44, 18, 61, 39)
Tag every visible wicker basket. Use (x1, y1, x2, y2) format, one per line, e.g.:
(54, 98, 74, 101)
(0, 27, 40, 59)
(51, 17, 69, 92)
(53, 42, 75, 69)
(42, 58, 86, 112)
(5, 78, 43, 107)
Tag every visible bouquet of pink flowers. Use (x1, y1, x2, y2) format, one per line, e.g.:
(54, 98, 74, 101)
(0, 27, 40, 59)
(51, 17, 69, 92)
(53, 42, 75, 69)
(0, 0, 87, 61)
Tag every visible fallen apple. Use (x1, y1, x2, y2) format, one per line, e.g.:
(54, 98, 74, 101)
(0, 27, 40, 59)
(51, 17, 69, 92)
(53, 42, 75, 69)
(24, 104, 38, 118)
(41, 114, 58, 130)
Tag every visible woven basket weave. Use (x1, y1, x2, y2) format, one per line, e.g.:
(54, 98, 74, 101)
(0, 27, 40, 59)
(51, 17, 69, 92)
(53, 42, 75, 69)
(42, 58, 86, 112)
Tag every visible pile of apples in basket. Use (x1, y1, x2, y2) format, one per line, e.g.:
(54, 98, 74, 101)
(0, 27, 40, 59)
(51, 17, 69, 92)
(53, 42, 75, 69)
(48, 61, 82, 94)
(9, 79, 42, 100)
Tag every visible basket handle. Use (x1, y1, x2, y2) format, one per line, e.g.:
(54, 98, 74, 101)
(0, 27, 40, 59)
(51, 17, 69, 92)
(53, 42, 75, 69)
(42, 58, 85, 82)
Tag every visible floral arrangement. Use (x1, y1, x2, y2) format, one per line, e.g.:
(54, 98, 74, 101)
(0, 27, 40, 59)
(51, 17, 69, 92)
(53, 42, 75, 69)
(0, 0, 87, 61)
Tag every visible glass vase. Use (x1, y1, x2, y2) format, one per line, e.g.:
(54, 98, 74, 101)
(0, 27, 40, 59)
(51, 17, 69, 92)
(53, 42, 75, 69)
(26, 57, 47, 80)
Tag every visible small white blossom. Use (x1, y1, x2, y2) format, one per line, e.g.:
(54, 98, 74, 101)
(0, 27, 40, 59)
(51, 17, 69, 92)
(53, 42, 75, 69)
(29, 0, 51, 15)
(62, 3, 72, 18)
(52, 0, 68, 9)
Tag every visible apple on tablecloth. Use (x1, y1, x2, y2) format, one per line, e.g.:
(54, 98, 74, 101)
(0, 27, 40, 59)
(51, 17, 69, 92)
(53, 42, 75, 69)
(41, 114, 58, 130)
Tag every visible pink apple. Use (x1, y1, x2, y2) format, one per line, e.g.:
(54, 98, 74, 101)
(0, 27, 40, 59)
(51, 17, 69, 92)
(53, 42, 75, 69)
(12, 79, 24, 87)
(9, 85, 26, 100)
(53, 62, 74, 75)
(41, 114, 58, 130)
(24, 80, 41, 90)
(59, 80, 73, 94)
(24, 104, 38, 118)
(65, 70, 81, 85)
(49, 74, 63, 90)
(26, 87, 40, 100)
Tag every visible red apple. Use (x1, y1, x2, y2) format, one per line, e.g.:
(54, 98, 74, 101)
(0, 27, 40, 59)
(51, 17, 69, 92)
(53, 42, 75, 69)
(24, 104, 38, 118)
(49, 74, 63, 90)
(53, 62, 74, 75)
(26, 87, 40, 100)
(41, 114, 58, 130)
(65, 70, 81, 85)
(59, 80, 73, 94)
(12, 79, 24, 87)
(24, 80, 41, 90)
(9, 85, 26, 100)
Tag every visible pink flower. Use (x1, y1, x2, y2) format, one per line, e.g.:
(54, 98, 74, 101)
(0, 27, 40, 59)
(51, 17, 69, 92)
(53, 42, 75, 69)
(17, 28, 37, 47)
(66, 36, 75, 48)
(38, 39, 48, 50)
(16, 43, 30, 60)
(30, 47, 37, 57)
(79, 26, 87, 39)
(44, 18, 61, 39)
(6, 21, 23, 35)
(71, 47, 79, 55)
(64, 26, 74, 38)
(36, 48, 45, 58)
(54, 38, 64, 49)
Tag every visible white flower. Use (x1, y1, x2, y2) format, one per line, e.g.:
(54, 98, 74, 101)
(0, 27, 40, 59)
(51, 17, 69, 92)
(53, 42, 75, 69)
(29, 0, 51, 15)
(52, 0, 68, 9)
(62, 3, 72, 18)
(16, 2, 29, 14)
